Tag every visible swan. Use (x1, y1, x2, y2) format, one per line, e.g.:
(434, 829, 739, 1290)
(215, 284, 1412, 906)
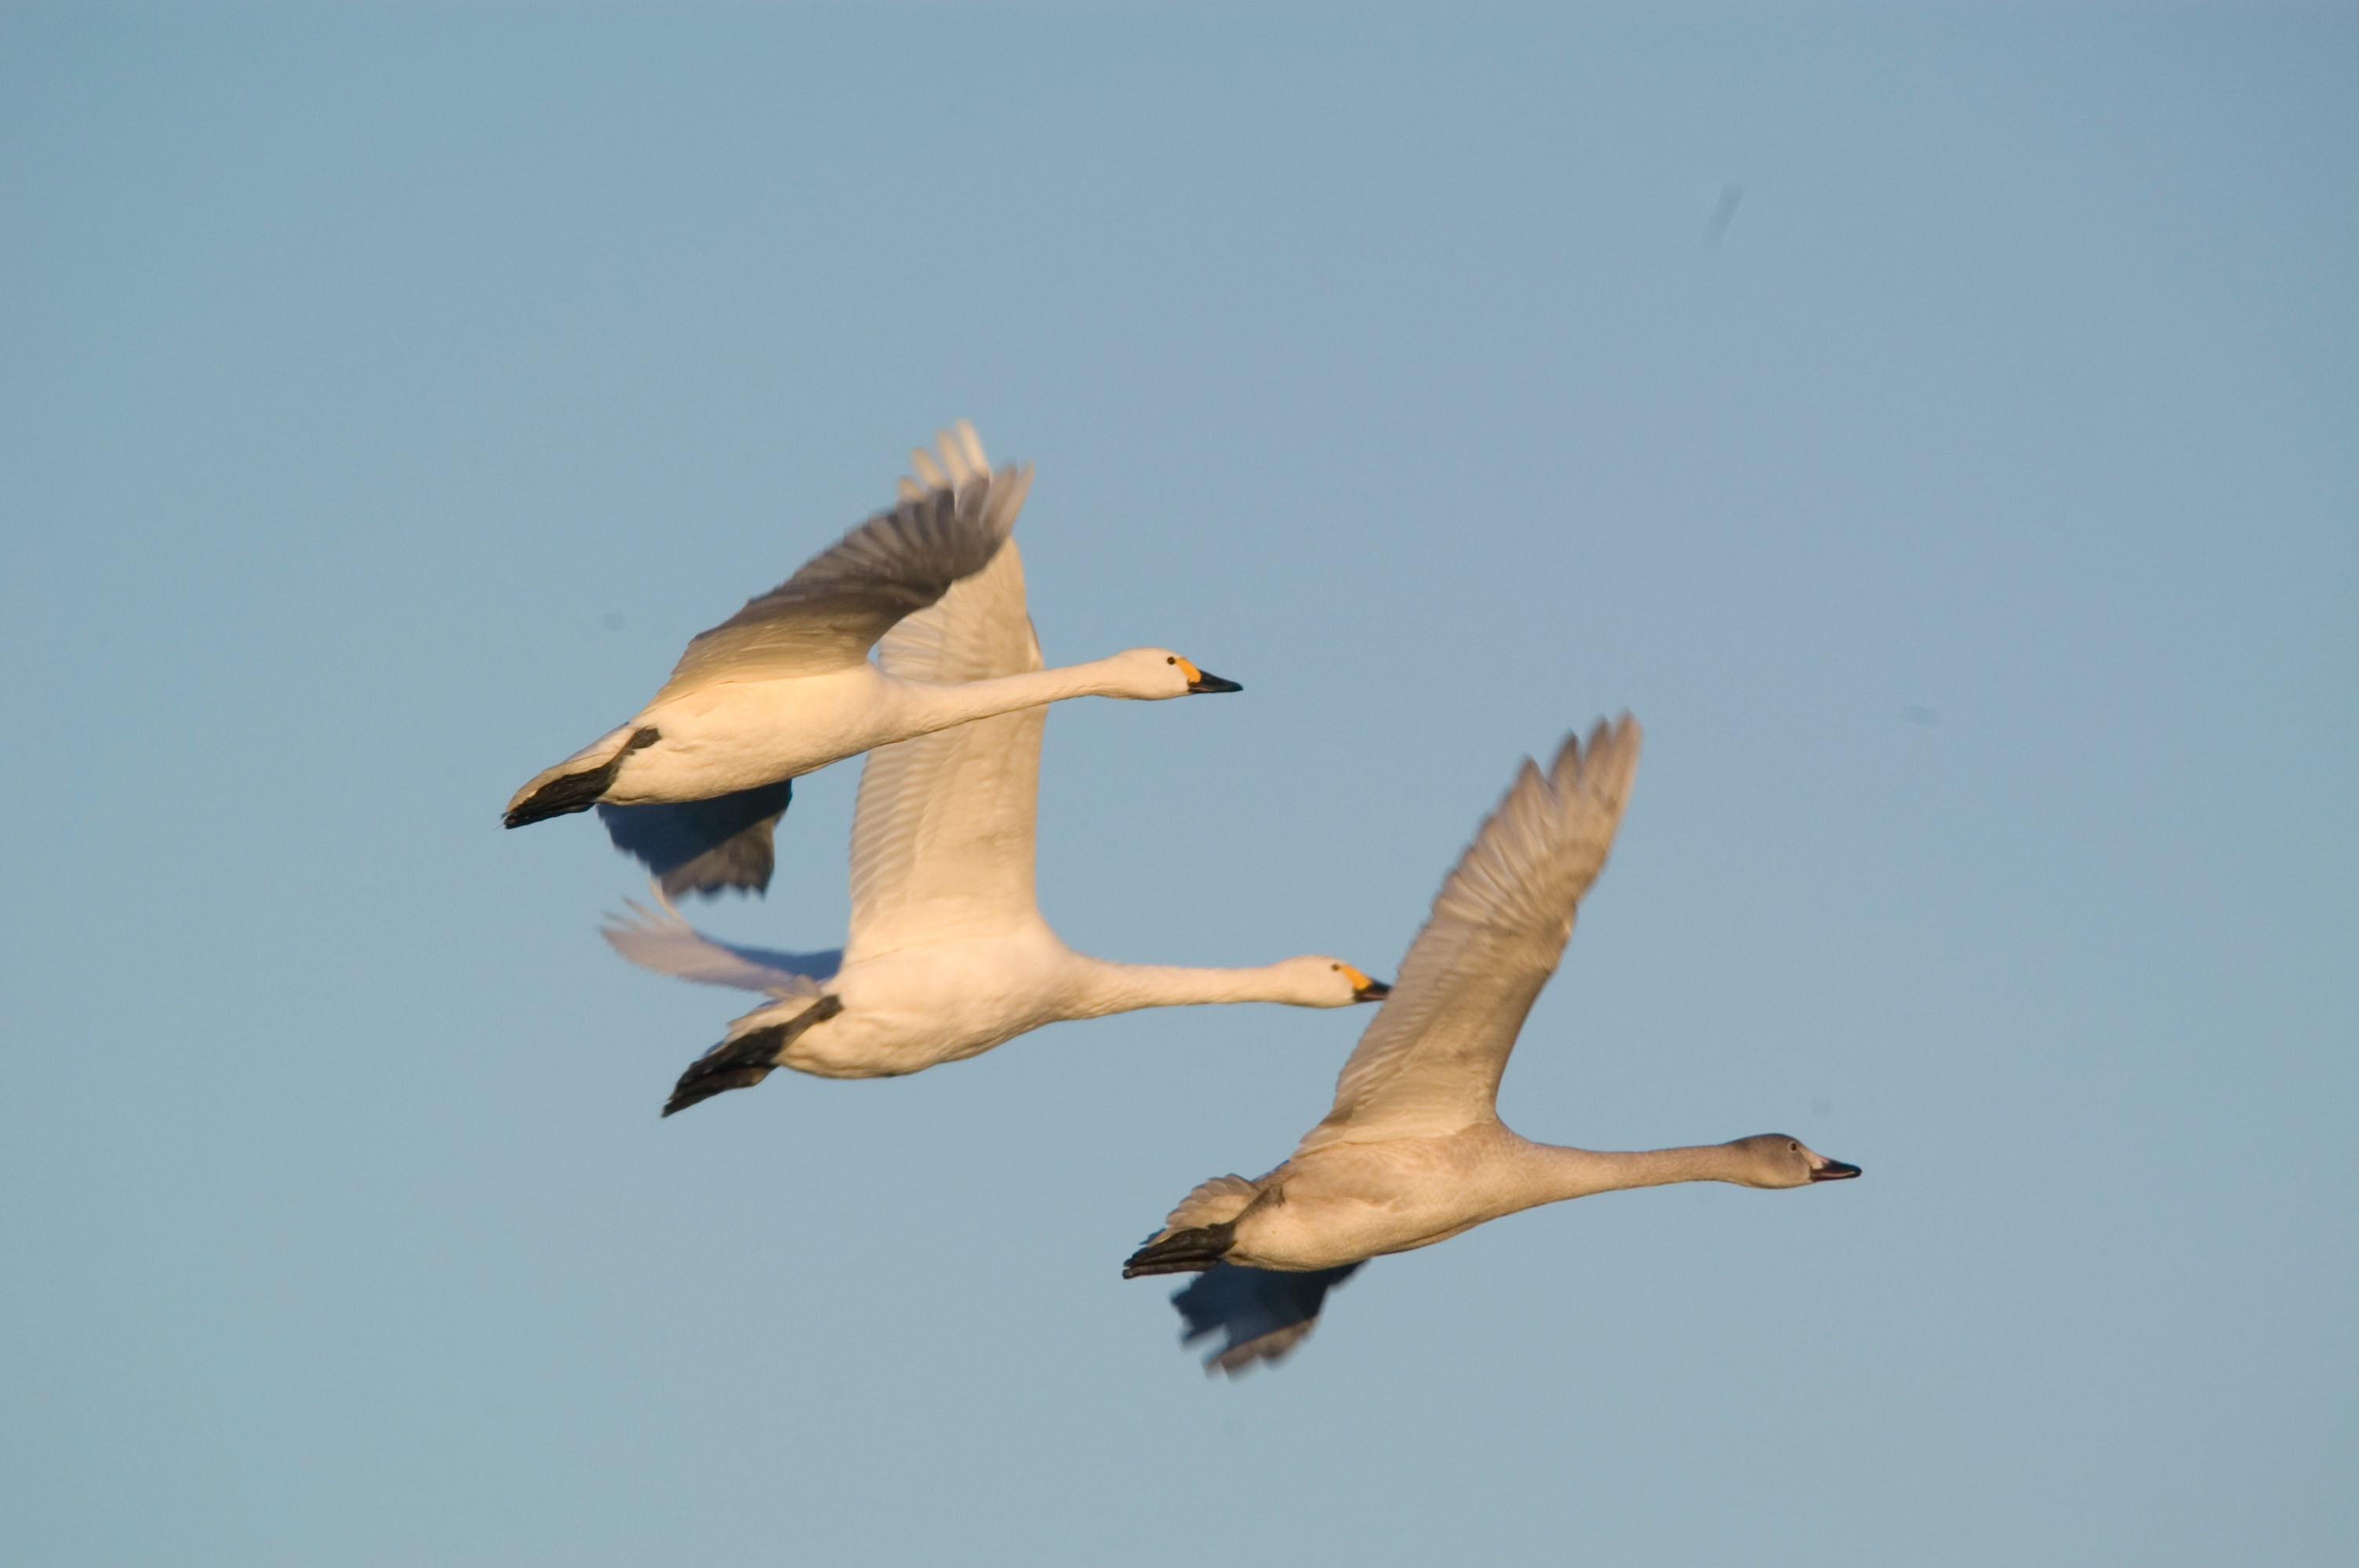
(600, 510, 1390, 1111)
(1123, 717, 1861, 1374)
(504, 423, 1241, 898)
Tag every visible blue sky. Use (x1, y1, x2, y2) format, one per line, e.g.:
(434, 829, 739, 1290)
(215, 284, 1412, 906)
(4, 5, 2354, 1563)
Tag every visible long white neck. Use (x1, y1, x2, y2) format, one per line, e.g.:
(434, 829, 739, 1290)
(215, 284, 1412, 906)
(1509, 1139, 1758, 1205)
(887, 658, 1152, 738)
(1066, 957, 1325, 1017)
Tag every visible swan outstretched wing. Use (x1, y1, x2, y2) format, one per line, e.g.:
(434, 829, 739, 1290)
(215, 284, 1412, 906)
(1296, 717, 1641, 1151)
(595, 779, 795, 898)
(602, 891, 841, 995)
(843, 484, 1049, 959)
(1170, 1263, 1362, 1375)
(653, 421, 1032, 699)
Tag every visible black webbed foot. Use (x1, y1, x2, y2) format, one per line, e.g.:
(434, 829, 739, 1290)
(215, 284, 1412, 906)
(662, 994, 843, 1116)
(504, 728, 661, 828)
(1122, 1221, 1238, 1278)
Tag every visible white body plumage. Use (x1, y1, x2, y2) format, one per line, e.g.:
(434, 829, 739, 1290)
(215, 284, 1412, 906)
(602, 430, 1385, 1099)
(506, 422, 1236, 829)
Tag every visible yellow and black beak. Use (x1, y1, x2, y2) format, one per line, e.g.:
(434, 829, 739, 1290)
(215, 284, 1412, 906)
(1175, 656, 1243, 695)
(1341, 964, 1392, 1004)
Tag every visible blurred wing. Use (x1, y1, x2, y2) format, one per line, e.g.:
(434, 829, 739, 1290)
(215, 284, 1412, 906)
(602, 891, 840, 996)
(653, 422, 1031, 699)
(596, 779, 794, 898)
(1296, 717, 1642, 1152)
(1171, 1264, 1362, 1376)
(842, 528, 1049, 959)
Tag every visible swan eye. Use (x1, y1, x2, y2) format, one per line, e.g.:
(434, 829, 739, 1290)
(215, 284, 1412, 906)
(1166, 656, 1177, 665)
(1331, 963, 1341, 971)
(1788, 1141, 1800, 1152)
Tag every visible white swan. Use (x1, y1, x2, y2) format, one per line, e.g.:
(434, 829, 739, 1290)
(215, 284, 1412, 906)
(504, 423, 1241, 896)
(1124, 717, 1861, 1373)
(601, 510, 1389, 1111)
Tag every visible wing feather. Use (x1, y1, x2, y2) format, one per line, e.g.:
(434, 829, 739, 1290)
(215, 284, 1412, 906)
(1296, 717, 1642, 1151)
(595, 779, 794, 898)
(653, 421, 1031, 699)
(841, 427, 1048, 958)
(601, 891, 839, 996)
(1172, 1263, 1362, 1375)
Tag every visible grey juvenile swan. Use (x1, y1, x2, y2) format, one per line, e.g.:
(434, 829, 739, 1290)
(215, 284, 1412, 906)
(1123, 717, 1861, 1373)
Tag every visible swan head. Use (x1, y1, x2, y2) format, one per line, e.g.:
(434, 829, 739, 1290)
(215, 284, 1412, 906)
(1725, 1134, 1862, 1189)
(1103, 648, 1244, 699)
(1276, 956, 1393, 1007)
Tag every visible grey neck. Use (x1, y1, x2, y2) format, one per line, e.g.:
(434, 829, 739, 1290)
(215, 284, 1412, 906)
(1514, 1140, 1755, 1203)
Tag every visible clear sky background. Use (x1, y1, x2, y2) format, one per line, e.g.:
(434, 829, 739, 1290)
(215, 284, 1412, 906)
(4, 4, 2354, 1563)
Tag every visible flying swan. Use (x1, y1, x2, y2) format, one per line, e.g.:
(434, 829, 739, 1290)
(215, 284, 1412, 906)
(602, 486, 1390, 1110)
(504, 423, 1241, 896)
(1122, 717, 1861, 1374)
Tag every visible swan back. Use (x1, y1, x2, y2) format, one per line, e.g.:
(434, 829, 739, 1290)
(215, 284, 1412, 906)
(1297, 716, 1641, 1153)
